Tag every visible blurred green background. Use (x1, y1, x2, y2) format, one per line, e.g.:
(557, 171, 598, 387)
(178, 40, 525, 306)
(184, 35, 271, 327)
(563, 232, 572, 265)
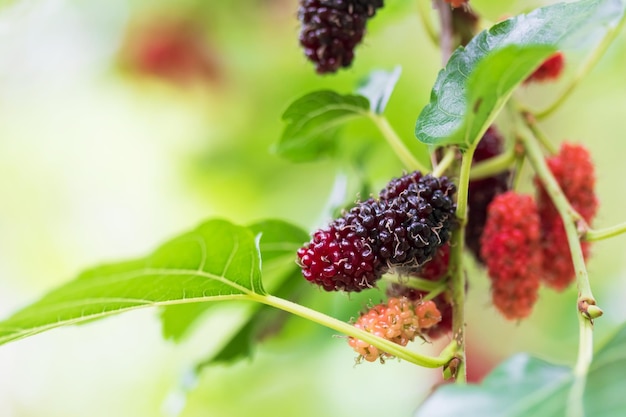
(0, 0, 625, 416)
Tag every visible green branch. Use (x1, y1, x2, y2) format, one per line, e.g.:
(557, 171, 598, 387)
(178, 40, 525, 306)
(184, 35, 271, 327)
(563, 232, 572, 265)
(381, 274, 446, 293)
(585, 221, 626, 241)
(254, 293, 454, 368)
(517, 121, 597, 417)
(416, 0, 439, 48)
(469, 149, 515, 180)
(433, 147, 457, 177)
(368, 113, 430, 173)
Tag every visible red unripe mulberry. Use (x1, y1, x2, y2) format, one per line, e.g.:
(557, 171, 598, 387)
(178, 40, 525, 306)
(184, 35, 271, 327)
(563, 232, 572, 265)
(536, 143, 598, 290)
(348, 297, 441, 362)
(525, 52, 565, 83)
(480, 192, 542, 320)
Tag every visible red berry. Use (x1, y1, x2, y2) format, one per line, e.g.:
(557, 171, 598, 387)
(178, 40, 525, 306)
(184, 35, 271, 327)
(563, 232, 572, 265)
(348, 297, 440, 362)
(535, 143, 598, 290)
(466, 127, 510, 262)
(480, 192, 542, 320)
(122, 19, 221, 85)
(525, 52, 565, 83)
(386, 245, 452, 339)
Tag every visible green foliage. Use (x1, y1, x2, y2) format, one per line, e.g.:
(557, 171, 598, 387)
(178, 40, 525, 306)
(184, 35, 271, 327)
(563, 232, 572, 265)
(0, 219, 307, 346)
(415, 323, 626, 416)
(415, 0, 623, 148)
(356, 66, 402, 114)
(275, 90, 369, 162)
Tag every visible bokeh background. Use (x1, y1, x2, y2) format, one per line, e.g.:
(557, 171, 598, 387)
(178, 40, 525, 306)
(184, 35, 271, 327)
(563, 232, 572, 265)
(0, 0, 625, 416)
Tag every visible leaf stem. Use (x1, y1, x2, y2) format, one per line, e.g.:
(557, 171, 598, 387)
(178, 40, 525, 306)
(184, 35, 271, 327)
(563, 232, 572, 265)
(416, 0, 439, 48)
(254, 293, 454, 368)
(433, 0, 454, 65)
(368, 113, 430, 173)
(523, 112, 558, 155)
(381, 274, 446, 292)
(433, 147, 457, 177)
(585, 221, 626, 241)
(535, 9, 626, 120)
(469, 149, 515, 180)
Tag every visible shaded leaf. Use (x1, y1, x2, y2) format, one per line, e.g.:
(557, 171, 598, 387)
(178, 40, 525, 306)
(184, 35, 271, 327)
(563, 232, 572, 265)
(275, 90, 369, 162)
(160, 220, 308, 341)
(415, 354, 572, 417)
(415, 0, 624, 148)
(415, 323, 626, 417)
(0, 219, 263, 346)
(357, 66, 402, 114)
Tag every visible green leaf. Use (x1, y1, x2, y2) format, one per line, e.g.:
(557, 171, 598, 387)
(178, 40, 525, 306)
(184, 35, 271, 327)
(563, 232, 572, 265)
(275, 90, 369, 162)
(204, 269, 305, 366)
(0, 219, 264, 346)
(584, 324, 626, 416)
(414, 323, 626, 416)
(415, 0, 624, 148)
(415, 354, 572, 417)
(160, 219, 308, 341)
(357, 66, 402, 114)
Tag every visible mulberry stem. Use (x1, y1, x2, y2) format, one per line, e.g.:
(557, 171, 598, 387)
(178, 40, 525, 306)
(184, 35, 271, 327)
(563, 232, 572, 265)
(253, 293, 454, 368)
(469, 149, 515, 180)
(517, 121, 596, 417)
(368, 113, 430, 173)
(416, 0, 439, 47)
(585, 221, 626, 241)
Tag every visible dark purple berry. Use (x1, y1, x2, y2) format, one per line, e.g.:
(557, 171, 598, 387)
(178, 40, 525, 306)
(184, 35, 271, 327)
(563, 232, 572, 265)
(298, 0, 384, 74)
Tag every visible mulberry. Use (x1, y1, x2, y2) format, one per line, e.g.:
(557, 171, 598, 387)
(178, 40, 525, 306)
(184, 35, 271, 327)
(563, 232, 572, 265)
(536, 143, 598, 290)
(297, 198, 386, 292)
(480, 192, 542, 320)
(376, 174, 457, 268)
(298, 0, 384, 74)
(465, 127, 510, 261)
(386, 244, 452, 339)
(348, 297, 441, 362)
(298, 172, 457, 292)
(525, 52, 565, 83)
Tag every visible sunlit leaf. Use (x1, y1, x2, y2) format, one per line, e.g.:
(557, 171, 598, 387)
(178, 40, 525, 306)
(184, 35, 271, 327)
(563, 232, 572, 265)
(160, 220, 308, 341)
(275, 90, 369, 162)
(0, 219, 263, 346)
(415, 0, 624, 148)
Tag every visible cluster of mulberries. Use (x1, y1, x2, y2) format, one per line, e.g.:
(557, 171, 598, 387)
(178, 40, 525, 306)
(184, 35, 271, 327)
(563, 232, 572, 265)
(465, 127, 510, 261)
(386, 244, 453, 339)
(536, 143, 598, 290)
(525, 52, 565, 83)
(348, 297, 441, 362)
(480, 192, 542, 320)
(298, 0, 384, 74)
(297, 171, 457, 292)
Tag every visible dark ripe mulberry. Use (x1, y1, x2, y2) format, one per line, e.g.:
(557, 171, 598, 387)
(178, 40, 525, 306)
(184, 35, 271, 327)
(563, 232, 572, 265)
(376, 174, 457, 268)
(297, 198, 386, 292)
(298, 171, 456, 292)
(465, 127, 510, 261)
(298, 0, 384, 74)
